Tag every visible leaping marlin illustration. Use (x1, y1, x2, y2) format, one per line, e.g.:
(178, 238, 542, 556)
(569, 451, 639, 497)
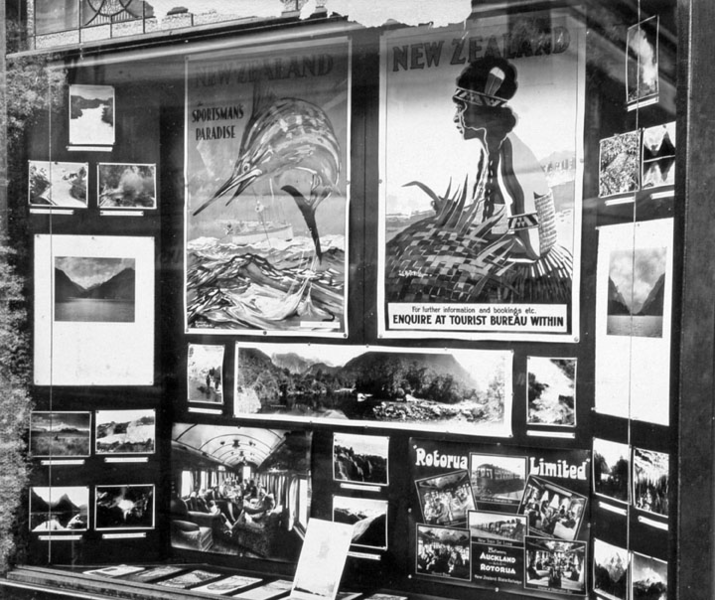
(193, 85, 342, 261)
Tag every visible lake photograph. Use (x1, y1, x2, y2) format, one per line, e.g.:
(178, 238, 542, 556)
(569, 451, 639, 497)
(54, 256, 136, 323)
(607, 246, 666, 338)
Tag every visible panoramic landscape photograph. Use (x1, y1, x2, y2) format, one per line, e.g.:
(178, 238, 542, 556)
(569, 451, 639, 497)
(234, 344, 511, 435)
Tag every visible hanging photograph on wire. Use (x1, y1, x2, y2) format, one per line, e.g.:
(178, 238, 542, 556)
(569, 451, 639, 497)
(185, 39, 350, 337)
(379, 10, 585, 341)
(69, 84, 115, 146)
(30, 486, 89, 532)
(28, 161, 88, 209)
(641, 122, 675, 190)
(30, 411, 91, 458)
(598, 131, 641, 198)
(626, 16, 660, 108)
(593, 539, 629, 600)
(592, 438, 630, 505)
(632, 447, 669, 518)
(631, 552, 667, 600)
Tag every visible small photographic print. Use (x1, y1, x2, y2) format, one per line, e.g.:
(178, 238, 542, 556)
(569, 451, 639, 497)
(83, 565, 145, 577)
(30, 411, 91, 458)
(95, 484, 154, 530)
(30, 486, 89, 532)
(333, 495, 388, 551)
(157, 569, 221, 589)
(415, 470, 475, 527)
(232, 580, 293, 600)
(642, 122, 675, 189)
(192, 574, 263, 595)
(599, 131, 641, 197)
(69, 84, 115, 146)
(607, 246, 666, 338)
(54, 256, 136, 323)
(632, 552, 667, 600)
(593, 538, 629, 600)
(469, 510, 526, 547)
(593, 438, 631, 504)
(28, 161, 87, 208)
(415, 524, 470, 581)
(98, 163, 157, 209)
(187, 343, 224, 403)
(525, 537, 587, 595)
(518, 477, 586, 541)
(626, 16, 660, 106)
(333, 432, 389, 486)
(470, 454, 526, 507)
(633, 447, 669, 517)
(527, 357, 577, 427)
(95, 409, 155, 455)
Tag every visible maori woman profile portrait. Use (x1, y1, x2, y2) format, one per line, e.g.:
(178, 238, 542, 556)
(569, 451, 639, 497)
(386, 56, 571, 304)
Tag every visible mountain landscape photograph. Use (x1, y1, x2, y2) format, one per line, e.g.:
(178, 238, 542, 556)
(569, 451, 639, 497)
(30, 411, 91, 457)
(632, 552, 667, 600)
(593, 539, 629, 600)
(607, 246, 666, 338)
(235, 344, 510, 435)
(30, 486, 89, 531)
(54, 256, 136, 323)
(96, 409, 156, 454)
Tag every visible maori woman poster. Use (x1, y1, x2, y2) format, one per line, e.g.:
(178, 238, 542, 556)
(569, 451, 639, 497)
(379, 11, 585, 341)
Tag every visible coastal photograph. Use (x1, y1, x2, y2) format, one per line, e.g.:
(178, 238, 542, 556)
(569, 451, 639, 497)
(235, 343, 512, 436)
(28, 161, 87, 208)
(607, 246, 666, 338)
(30, 411, 91, 458)
(69, 84, 115, 146)
(54, 256, 136, 323)
(333, 432, 389, 486)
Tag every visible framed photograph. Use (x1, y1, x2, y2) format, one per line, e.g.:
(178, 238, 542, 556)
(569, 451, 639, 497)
(468, 510, 526, 547)
(593, 438, 631, 504)
(157, 569, 221, 589)
(595, 219, 673, 425)
(192, 575, 263, 596)
(632, 447, 669, 517)
(187, 343, 224, 404)
(185, 39, 350, 337)
(98, 163, 157, 210)
(333, 432, 389, 487)
(631, 552, 667, 600)
(28, 161, 88, 209)
(235, 343, 512, 437)
(95, 409, 156, 455)
(518, 476, 587, 541)
(524, 537, 587, 595)
(332, 496, 388, 551)
(30, 486, 89, 532)
(642, 122, 675, 189)
(69, 84, 115, 146)
(94, 484, 155, 531)
(34, 235, 155, 386)
(599, 131, 641, 197)
(526, 357, 577, 427)
(593, 538, 629, 600)
(469, 454, 526, 508)
(415, 524, 471, 581)
(379, 11, 585, 342)
(626, 16, 660, 107)
(415, 471, 475, 527)
(30, 411, 91, 458)
(171, 423, 312, 562)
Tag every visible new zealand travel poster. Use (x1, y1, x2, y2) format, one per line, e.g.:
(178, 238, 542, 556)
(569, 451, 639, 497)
(185, 39, 350, 337)
(595, 219, 673, 425)
(379, 12, 584, 341)
(34, 235, 155, 386)
(235, 344, 512, 436)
